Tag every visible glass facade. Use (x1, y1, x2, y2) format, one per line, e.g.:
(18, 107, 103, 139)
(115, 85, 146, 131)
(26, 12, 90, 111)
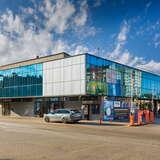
(86, 54, 160, 99)
(0, 63, 43, 98)
(0, 54, 159, 100)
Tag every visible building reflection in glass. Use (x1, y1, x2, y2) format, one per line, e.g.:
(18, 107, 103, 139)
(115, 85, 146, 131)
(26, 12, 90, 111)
(0, 63, 42, 97)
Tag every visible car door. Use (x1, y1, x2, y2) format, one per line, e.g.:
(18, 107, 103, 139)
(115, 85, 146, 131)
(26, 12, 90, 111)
(56, 109, 69, 121)
(53, 110, 63, 121)
(49, 112, 56, 122)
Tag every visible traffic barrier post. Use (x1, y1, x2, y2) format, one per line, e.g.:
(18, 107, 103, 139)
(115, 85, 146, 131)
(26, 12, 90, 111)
(144, 110, 150, 124)
(138, 110, 143, 125)
(149, 111, 155, 123)
(129, 114, 134, 126)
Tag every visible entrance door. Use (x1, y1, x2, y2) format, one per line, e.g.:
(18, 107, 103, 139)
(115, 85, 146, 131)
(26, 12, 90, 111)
(83, 105, 90, 120)
(2, 102, 10, 116)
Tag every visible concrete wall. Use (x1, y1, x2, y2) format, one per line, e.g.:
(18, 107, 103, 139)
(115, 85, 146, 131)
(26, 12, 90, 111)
(10, 101, 35, 116)
(63, 101, 82, 110)
(43, 54, 86, 97)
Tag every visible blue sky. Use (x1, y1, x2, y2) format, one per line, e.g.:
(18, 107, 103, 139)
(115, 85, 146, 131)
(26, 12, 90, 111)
(0, 0, 160, 73)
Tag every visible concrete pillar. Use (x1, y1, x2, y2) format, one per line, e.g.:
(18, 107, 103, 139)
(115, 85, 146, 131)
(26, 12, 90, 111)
(0, 103, 2, 116)
(100, 96, 104, 121)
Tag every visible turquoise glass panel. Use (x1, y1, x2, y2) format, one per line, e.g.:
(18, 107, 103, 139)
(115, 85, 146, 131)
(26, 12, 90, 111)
(0, 63, 43, 97)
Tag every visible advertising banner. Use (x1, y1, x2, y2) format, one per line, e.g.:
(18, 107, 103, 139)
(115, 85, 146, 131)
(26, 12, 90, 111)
(103, 100, 114, 121)
(114, 101, 130, 120)
(114, 101, 121, 108)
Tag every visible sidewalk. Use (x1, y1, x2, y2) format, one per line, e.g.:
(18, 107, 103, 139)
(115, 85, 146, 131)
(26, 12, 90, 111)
(79, 120, 128, 126)
(0, 116, 128, 126)
(0, 115, 43, 124)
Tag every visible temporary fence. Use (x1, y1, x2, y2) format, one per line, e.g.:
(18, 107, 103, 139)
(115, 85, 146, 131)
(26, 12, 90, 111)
(129, 110, 155, 126)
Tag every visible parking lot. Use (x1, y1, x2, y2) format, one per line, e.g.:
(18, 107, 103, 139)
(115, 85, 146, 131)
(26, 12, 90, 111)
(0, 117, 160, 160)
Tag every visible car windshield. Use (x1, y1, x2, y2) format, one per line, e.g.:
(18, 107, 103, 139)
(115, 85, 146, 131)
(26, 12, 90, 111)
(54, 109, 70, 114)
(49, 112, 54, 114)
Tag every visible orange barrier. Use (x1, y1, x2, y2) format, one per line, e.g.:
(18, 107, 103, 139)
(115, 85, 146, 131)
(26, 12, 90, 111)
(149, 111, 155, 123)
(129, 114, 134, 126)
(138, 110, 143, 125)
(144, 110, 150, 124)
(129, 110, 155, 127)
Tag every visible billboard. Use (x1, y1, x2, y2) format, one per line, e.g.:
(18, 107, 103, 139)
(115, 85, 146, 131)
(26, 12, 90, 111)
(103, 100, 114, 121)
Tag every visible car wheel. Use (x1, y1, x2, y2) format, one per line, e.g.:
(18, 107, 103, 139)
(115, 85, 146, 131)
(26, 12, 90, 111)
(62, 117, 67, 123)
(44, 117, 50, 123)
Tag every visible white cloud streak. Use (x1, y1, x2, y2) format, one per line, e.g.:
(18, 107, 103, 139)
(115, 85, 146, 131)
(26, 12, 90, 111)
(74, 0, 88, 26)
(42, 0, 75, 33)
(107, 21, 160, 74)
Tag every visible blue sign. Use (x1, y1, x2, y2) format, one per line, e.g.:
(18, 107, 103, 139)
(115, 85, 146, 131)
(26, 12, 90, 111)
(103, 100, 114, 121)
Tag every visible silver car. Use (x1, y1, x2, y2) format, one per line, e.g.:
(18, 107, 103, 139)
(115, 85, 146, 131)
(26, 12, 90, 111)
(44, 109, 82, 123)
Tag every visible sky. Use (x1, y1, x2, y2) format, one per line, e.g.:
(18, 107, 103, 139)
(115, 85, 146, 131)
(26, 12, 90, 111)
(0, 0, 160, 74)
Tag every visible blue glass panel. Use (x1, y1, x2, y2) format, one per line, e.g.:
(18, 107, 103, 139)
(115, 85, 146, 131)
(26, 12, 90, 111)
(0, 63, 43, 98)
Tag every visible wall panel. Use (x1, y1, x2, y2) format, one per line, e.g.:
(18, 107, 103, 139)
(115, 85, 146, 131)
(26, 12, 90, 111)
(43, 55, 86, 96)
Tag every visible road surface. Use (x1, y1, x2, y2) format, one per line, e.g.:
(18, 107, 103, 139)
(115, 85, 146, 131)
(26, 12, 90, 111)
(0, 117, 159, 160)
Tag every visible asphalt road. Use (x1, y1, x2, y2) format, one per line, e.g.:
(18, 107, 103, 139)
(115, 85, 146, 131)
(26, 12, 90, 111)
(0, 117, 160, 160)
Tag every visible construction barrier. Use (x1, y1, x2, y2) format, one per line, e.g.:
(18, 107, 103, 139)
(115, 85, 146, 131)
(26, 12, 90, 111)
(138, 110, 143, 125)
(144, 110, 150, 124)
(129, 114, 134, 126)
(149, 111, 155, 123)
(129, 110, 155, 127)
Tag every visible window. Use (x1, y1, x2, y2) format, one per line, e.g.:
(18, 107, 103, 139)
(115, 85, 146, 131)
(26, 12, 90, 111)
(0, 63, 43, 97)
(55, 109, 70, 114)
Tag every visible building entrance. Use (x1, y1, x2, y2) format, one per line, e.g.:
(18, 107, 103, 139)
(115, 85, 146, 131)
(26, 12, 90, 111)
(82, 104, 100, 120)
(2, 102, 10, 116)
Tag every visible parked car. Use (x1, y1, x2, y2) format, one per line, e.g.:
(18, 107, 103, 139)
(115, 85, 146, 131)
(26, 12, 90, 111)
(44, 109, 82, 123)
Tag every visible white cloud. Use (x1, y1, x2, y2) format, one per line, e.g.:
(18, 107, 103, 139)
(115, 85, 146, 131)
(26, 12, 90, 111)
(51, 39, 70, 53)
(108, 21, 130, 59)
(42, 0, 75, 33)
(0, 0, 95, 65)
(74, 45, 89, 55)
(137, 60, 160, 74)
(106, 21, 160, 74)
(74, 0, 88, 26)
(0, 34, 9, 53)
(0, 9, 24, 34)
(0, 9, 54, 64)
(117, 22, 129, 42)
(0, 29, 53, 64)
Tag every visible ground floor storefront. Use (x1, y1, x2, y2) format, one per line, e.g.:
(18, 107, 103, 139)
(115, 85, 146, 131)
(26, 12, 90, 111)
(0, 96, 160, 121)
